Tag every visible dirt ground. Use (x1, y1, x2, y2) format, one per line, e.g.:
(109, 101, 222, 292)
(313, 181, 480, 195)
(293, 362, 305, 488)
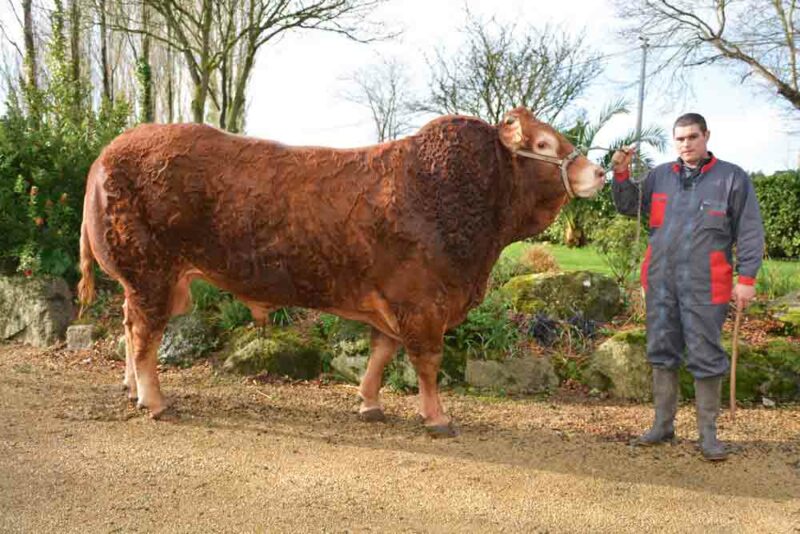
(1, 342, 799, 533)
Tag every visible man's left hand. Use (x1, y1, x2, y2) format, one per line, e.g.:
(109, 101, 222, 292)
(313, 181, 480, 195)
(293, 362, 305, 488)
(732, 283, 757, 309)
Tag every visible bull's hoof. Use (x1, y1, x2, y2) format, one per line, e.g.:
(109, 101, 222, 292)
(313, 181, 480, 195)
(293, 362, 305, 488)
(358, 407, 386, 423)
(424, 422, 459, 439)
(149, 404, 179, 422)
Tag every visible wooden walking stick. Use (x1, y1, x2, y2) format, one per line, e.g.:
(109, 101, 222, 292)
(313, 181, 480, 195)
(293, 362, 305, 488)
(730, 299, 744, 420)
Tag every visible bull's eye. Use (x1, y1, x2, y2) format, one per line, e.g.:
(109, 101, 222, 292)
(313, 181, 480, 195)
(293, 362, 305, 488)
(536, 141, 548, 150)
(505, 116, 516, 125)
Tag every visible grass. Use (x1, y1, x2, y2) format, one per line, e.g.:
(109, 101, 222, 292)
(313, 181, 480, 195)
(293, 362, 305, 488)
(501, 242, 611, 275)
(502, 241, 800, 297)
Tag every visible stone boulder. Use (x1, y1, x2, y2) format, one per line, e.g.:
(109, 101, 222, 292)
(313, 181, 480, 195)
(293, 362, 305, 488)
(503, 271, 622, 322)
(586, 329, 800, 403)
(330, 354, 369, 384)
(767, 290, 800, 336)
(329, 338, 370, 383)
(585, 329, 652, 401)
(223, 327, 322, 379)
(0, 276, 75, 347)
(115, 313, 218, 366)
(465, 355, 557, 394)
(66, 324, 95, 350)
(158, 313, 218, 366)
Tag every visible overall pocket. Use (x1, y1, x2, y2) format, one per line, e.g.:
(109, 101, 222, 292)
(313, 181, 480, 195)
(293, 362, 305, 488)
(650, 193, 668, 228)
(709, 250, 733, 304)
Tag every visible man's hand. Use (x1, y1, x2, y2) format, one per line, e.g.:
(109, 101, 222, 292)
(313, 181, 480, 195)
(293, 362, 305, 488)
(611, 144, 636, 173)
(732, 283, 757, 309)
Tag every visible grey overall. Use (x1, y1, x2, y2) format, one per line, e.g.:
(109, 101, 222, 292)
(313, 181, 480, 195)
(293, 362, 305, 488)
(613, 154, 765, 379)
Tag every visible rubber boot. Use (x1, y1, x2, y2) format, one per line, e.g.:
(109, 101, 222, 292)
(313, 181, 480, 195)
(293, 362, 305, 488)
(695, 376, 728, 461)
(634, 367, 678, 446)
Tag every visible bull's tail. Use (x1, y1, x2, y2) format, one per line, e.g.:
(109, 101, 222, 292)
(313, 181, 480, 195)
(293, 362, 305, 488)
(77, 219, 95, 319)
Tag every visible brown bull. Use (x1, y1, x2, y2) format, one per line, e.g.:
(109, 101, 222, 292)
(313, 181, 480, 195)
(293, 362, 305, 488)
(78, 107, 605, 436)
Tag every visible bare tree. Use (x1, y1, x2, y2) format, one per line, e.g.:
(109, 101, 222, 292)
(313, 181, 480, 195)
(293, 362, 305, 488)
(419, 13, 603, 125)
(616, 0, 800, 112)
(95, 0, 112, 102)
(344, 56, 415, 142)
(137, 0, 153, 122)
(112, 0, 391, 129)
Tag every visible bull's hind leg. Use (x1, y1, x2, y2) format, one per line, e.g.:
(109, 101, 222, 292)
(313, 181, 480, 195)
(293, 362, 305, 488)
(123, 290, 173, 419)
(357, 328, 400, 421)
(122, 299, 137, 401)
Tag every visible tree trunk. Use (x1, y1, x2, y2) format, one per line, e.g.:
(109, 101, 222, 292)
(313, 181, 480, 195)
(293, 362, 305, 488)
(138, 1, 154, 122)
(166, 25, 174, 123)
(98, 0, 112, 102)
(69, 0, 81, 111)
(22, 0, 36, 92)
(189, 0, 214, 123)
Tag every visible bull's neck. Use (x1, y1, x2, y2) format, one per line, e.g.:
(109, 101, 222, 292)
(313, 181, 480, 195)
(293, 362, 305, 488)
(500, 161, 569, 245)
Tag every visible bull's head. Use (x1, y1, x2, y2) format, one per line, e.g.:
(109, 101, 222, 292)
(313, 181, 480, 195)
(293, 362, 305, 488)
(498, 107, 605, 199)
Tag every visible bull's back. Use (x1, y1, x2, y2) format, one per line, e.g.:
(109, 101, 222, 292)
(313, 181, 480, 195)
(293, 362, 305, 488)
(92, 123, 413, 306)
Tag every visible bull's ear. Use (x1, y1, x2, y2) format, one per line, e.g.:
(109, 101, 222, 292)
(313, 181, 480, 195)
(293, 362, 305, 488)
(498, 115, 524, 151)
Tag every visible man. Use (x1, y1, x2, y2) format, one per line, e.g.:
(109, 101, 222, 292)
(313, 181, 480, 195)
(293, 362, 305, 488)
(611, 113, 764, 461)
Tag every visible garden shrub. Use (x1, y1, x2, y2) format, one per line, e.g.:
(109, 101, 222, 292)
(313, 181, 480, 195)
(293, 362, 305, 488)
(752, 170, 800, 259)
(520, 244, 559, 273)
(592, 216, 647, 285)
(444, 290, 519, 361)
(0, 39, 129, 283)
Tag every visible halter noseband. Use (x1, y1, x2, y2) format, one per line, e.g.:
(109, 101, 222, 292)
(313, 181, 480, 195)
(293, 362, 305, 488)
(513, 148, 581, 199)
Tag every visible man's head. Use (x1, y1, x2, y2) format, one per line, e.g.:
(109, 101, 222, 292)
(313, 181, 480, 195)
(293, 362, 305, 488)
(673, 113, 710, 167)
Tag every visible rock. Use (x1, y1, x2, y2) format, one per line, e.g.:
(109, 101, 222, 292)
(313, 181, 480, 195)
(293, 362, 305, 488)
(327, 337, 371, 383)
(585, 329, 800, 402)
(0, 275, 75, 347)
(158, 313, 217, 366)
(503, 271, 622, 322)
(385, 356, 419, 391)
(223, 327, 322, 379)
(330, 354, 369, 384)
(585, 329, 652, 401)
(465, 355, 557, 394)
(66, 324, 94, 350)
(767, 290, 800, 336)
(113, 334, 126, 362)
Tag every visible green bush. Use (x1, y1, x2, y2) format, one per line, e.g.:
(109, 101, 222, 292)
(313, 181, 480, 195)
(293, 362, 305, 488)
(753, 170, 800, 259)
(217, 299, 252, 330)
(592, 216, 647, 285)
(0, 14, 130, 283)
(541, 186, 617, 246)
(756, 261, 800, 299)
(444, 290, 519, 361)
(489, 255, 532, 288)
(190, 279, 225, 312)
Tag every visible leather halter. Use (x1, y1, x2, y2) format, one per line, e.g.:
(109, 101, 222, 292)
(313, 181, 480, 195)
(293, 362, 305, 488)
(514, 148, 581, 199)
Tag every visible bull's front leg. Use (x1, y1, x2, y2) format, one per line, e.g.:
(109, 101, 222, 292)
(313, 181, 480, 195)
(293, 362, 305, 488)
(408, 350, 457, 438)
(357, 328, 400, 422)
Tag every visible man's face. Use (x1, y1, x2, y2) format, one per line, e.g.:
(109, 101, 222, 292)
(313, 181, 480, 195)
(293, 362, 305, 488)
(673, 124, 710, 166)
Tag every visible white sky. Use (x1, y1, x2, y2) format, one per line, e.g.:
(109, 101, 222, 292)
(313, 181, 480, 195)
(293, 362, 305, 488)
(248, 0, 799, 174)
(1, 0, 797, 174)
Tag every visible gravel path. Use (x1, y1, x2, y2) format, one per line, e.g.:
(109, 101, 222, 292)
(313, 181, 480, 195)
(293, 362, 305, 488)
(1, 342, 799, 533)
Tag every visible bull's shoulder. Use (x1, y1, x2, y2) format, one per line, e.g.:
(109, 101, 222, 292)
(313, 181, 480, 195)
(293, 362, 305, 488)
(414, 114, 495, 138)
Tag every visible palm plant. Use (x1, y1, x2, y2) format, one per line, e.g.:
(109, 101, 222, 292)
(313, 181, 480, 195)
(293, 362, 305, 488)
(556, 99, 668, 247)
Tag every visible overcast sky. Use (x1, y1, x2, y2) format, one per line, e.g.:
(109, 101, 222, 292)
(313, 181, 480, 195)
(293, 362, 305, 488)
(2, 0, 797, 174)
(248, 0, 799, 174)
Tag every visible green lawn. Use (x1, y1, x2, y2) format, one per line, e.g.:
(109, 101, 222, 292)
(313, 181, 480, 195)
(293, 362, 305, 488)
(501, 242, 611, 275)
(501, 241, 800, 297)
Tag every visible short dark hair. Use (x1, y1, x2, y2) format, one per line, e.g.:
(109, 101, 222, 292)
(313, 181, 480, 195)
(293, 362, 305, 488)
(673, 113, 707, 133)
